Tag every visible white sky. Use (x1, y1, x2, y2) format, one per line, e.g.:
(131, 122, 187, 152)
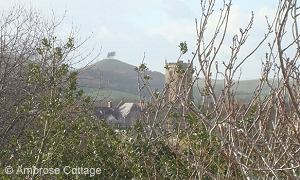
(1, 0, 278, 79)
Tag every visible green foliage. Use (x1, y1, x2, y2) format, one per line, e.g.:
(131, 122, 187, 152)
(135, 63, 148, 72)
(200, 87, 210, 97)
(143, 74, 152, 81)
(2, 36, 205, 179)
(0, 35, 248, 179)
(164, 64, 169, 70)
(179, 41, 188, 54)
(1, 37, 100, 179)
(175, 63, 184, 76)
(136, 63, 153, 89)
(240, 105, 257, 128)
(1, 16, 266, 180)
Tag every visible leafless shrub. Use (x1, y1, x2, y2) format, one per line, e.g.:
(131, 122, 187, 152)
(136, 0, 300, 179)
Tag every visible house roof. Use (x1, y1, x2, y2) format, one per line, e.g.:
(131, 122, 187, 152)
(94, 102, 141, 127)
(118, 103, 135, 118)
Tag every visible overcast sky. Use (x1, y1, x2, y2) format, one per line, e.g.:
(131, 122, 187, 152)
(1, 0, 277, 79)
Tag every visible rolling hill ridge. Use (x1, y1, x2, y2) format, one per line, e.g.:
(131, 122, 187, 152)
(77, 58, 165, 102)
(77, 58, 270, 103)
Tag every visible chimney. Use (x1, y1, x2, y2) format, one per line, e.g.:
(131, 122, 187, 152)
(141, 100, 145, 111)
(108, 101, 113, 108)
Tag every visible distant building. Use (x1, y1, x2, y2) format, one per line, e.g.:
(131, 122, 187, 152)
(94, 101, 141, 128)
(164, 60, 194, 110)
(94, 61, 194, 127)
(115, 103, 140, 126)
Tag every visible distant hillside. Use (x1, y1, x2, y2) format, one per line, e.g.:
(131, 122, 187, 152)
(193, 78, 271, 103)
(77, 58, 270, 103)
(86, 89, 139, 102)
(77, 58, 165, 100)
(87, 58, 136, 72)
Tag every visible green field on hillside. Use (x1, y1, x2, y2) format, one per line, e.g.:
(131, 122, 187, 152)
(86, 89, 139, 102)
